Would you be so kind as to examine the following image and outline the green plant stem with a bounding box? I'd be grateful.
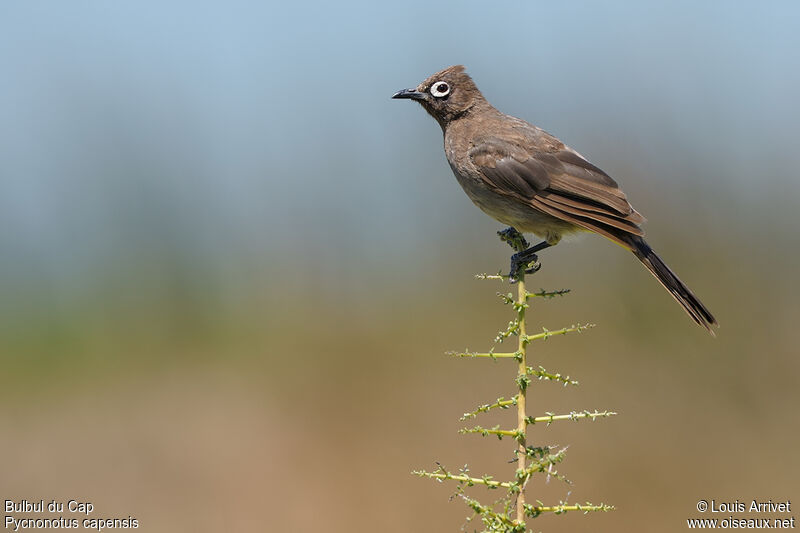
[460,398,517,420]
[418,268,615,529]
[414,471,512,489]
[526,502,616,517]
[524,323,594,341]
[450,351,520,359]
[527,410,617,425]
[460,426,520,438]
[515,274,528,525]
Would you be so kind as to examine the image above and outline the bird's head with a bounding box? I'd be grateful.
[392,65,485,127]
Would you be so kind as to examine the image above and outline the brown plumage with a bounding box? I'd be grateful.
[393,65,717,333]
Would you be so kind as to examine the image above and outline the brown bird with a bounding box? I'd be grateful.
[393,65,717,333]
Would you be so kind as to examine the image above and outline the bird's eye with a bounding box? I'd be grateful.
[430,81,450,98]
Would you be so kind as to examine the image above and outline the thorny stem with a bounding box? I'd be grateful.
[413,470,512,489]
[459,409,618,435]
[417,247,616,530]
[450,351,520,359]
[525,502,615,517]
[515,273,528,525]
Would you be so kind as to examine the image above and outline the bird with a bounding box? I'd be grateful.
[392,65,717,333]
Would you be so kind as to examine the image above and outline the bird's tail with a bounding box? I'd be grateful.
[626,235,718,334]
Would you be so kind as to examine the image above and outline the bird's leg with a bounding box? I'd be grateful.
[497,227,529,253]
[508,241,552,283]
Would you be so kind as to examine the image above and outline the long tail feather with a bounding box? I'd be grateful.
[627,236,718,334]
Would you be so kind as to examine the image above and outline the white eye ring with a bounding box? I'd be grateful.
[430,81,450,98]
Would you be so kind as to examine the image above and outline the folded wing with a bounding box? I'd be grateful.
[469,136,645,247]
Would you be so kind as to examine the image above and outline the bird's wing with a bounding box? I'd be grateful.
[469,136,645,244]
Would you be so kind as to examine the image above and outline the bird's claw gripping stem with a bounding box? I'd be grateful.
[508,251,541,283]
[498,227,549,283]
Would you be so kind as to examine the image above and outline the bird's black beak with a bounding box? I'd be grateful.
[392,88,426,101]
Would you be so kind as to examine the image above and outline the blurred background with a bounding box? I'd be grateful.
[1,1,798,531]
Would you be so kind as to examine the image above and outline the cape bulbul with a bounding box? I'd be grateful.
[393,65,717,333]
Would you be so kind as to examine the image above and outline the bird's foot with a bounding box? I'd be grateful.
[508,250,541,284]
[498,229,551,283]
[497,227,529,253]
